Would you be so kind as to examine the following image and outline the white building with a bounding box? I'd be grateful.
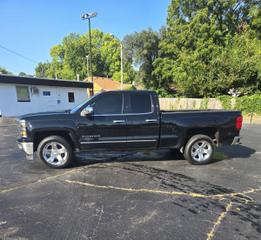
[0,75,93,117]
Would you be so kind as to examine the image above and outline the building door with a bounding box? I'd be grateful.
[41,87,59,112]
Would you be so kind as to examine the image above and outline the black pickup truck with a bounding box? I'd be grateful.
[17,90,242,168]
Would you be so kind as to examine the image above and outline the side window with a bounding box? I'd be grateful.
[93,93,122,115]
[68,92,75,103]
[126,92,152,114]
[16,86,30,102]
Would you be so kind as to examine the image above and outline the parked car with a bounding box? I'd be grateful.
[17,90,242,168]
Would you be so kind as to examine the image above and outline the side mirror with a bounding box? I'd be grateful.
[80,106,94,117]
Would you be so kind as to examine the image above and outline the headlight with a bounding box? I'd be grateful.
[19,120,28,138]
[20,120,26,128]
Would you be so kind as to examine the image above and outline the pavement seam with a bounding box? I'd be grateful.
[0,168,83,194]
[64,179,210,198]
[0,163,125,195]
[1,163,260,240]
[64,179,261,201]
[64,179,261,240]
[206,201,233,240]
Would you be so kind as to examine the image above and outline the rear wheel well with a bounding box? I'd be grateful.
[33,131,75,152]
[185,128,218,146]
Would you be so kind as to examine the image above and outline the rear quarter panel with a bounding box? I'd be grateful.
[160,110,241,149]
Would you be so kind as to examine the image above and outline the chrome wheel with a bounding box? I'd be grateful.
[42,142,68,166]
[191,140,213,162]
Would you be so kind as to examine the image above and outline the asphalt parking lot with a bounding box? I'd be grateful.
[0,119,260,240]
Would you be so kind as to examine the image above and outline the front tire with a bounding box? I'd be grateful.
[37,135,73,169]
[184,134,214,165]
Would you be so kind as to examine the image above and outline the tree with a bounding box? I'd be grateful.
[18,72,33,77]
[0,66,11,74]
[213,28,261,95]
[35,62,52,78]
[153,0,261,97]
[35,30,135,82]
[123,29,159,89]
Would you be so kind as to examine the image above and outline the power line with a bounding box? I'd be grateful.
[0,43,38,64]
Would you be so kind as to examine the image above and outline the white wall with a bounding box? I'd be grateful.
[0,83,88,117]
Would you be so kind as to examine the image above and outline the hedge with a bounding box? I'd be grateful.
[218,94,261,114]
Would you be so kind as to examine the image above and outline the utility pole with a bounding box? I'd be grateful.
[86,55,89,79]
[88,18,93,84]
[120,42,124,90]
[81,12,97,95]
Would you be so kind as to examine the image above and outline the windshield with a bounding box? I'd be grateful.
[70,94,97,114]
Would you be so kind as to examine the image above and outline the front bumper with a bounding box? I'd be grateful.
[232,136,241,145]
[17,141,34,160]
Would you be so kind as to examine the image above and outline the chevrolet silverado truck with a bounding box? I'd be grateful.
[17,90,242,169]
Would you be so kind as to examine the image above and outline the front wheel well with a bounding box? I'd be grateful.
[33,131,75,152]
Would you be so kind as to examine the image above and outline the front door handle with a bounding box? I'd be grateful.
[113,120,126,124]
[145,119,158,123]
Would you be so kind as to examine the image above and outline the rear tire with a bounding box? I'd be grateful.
[37,135,73,169]
[184,134,214,165]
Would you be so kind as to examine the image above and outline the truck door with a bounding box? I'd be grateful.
[124,92,160,149]
[78,92,127,150]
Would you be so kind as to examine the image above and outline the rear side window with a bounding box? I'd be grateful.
[93,93,122,115]
[126,92,152,114]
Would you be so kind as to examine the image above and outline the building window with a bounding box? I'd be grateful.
[68,92,75,103]
[43,91,51,96]
[16,86,30,102]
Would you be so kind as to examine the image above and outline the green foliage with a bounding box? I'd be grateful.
[153,0,261,97]
[35,0,261,97]
[0,66,11,74]
[35,30,135,82]
[18,72,33,77]
[124,85,137,91]
[235,94,261,114]
[18,72,27,77]
[218,96,233,110]
[123,29,159,88]
[218,94,261,114]
[200,98,209,110]
[155,88,174,98]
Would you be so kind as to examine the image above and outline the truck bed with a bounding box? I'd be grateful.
[159,109,241,148]
[161,109,239,113]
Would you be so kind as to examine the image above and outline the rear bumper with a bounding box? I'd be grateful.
[17,141,34,160]
[232,136,241,145]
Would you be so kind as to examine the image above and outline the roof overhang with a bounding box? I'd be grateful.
[0,74,93,89]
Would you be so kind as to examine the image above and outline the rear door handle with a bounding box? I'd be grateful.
[113,120,126,124]
[145,119,158,123]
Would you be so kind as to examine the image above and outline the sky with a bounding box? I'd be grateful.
[0,0,170,75]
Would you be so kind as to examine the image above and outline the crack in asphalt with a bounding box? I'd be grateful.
[64,179,261,201]
[64,179,211,198]
[0,162,260,240]
[206,201,233,240]
[64,178,261,240]
[0,168,83,194]
[0,162,127,195]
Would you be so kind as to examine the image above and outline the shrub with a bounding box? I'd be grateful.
[218,94,261,114]
[200,98,209,110]
[218,96,233,110]
[235,94,261,114]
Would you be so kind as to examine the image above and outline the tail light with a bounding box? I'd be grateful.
[236,116,243,130]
